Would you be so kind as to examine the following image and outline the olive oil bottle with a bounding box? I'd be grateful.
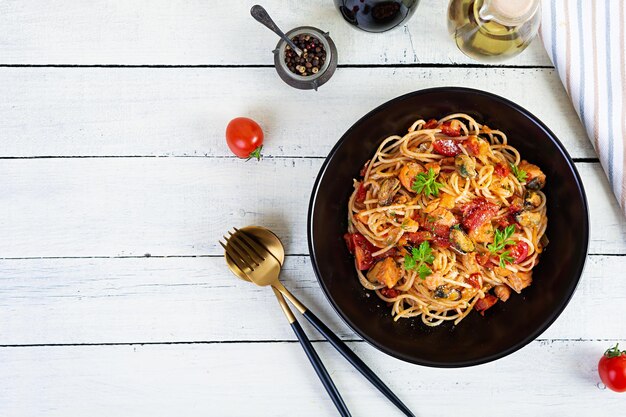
[448,0,541,62]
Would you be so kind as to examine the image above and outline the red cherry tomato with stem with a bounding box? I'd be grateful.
[598,344,626,392]
[225,117,264,160]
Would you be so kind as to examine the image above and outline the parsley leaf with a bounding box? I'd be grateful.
[417,263,433,279]
[487,225,516,267]
[404,253,416,270]
[509,163,527,183]
[412,168,443,197]
[404,241,435,279]
[499,251,514,268]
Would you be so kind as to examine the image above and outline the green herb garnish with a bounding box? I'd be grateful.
[412,168,443,197]
[510,163,527,183]
[404,241,435,279]
[487,225,516,267]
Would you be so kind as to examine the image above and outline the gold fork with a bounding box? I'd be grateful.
[220,226,415,417]
[221,227,351,417]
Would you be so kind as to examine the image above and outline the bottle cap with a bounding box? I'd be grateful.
[482,0,540,26]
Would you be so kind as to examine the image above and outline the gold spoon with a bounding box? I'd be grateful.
[220,226,415,417]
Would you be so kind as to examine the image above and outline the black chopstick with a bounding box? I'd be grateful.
[302,309,415,417]
[289,318,352,417]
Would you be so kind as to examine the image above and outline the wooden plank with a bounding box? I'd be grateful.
[0,255,624,345]
[0,340,621,417]
[0,0,552,66]
[0,159,621,258]
[0,67,593,158]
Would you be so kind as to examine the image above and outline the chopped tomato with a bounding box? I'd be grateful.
[355,182,367,203]
[465,273,482,289]
[494,216,513,229]
[494,163,511,178]
[462,136,489,156]
[344,233,379,270]
[420,220,451,249]
[474,294,498,315]
[432,139,462,156]
[499,204,523,228]
[354,242,374,270]
[433,236,451,248]
[423,119,438,129]
[405,231,433,244]
[463,137,480,155]
[508,204,522,215]
[440,120,462,137]
[432,224,451,237]
[475,253,491,267]
[343,233,355,254]
[379,287,400,298]
[507,241,529,263]
[359,160,370,177]
[461,198,499,231]
[374,248,398,261]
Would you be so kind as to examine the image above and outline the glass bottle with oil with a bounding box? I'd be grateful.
[448,0,541,62]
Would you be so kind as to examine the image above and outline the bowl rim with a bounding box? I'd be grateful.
[307,86,590,367]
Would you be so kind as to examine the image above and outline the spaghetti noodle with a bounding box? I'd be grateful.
[344,113,548,327]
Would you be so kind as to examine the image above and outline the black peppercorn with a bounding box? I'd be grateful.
[284,33,326,77]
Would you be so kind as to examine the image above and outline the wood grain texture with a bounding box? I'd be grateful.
[0,0,552,66]
[0,67,594,158]
[0,0,621,414]
[0,158,621,258]
[0,255,624,345]
[0,340,622,417]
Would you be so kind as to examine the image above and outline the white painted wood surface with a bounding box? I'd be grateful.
[0,1,624,416]
[0,159,622,257]
[0,255,625,345]
[0,1,551,66]
[0,341,622,417]
[0,67,594,158]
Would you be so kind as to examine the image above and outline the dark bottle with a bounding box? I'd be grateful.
[334,0,420,33]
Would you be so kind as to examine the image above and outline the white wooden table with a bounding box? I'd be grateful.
[0,1,624,415]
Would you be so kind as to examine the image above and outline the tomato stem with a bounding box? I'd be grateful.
[247,145,263,161]
[604,343,626,358]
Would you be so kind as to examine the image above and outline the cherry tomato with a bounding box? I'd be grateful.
[225,117,264,159]
[507,241,529,263]
[598,344,626,392]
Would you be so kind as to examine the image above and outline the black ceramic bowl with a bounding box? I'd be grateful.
[308,87,589,367]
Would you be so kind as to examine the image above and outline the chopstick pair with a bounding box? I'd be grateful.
[270,285,415,417]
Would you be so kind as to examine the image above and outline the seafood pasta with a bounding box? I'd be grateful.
[344,114,548,327]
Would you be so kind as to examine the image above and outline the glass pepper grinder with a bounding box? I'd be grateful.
[448,0,541,62]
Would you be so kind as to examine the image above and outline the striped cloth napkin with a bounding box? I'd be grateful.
[540,0,626,213]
